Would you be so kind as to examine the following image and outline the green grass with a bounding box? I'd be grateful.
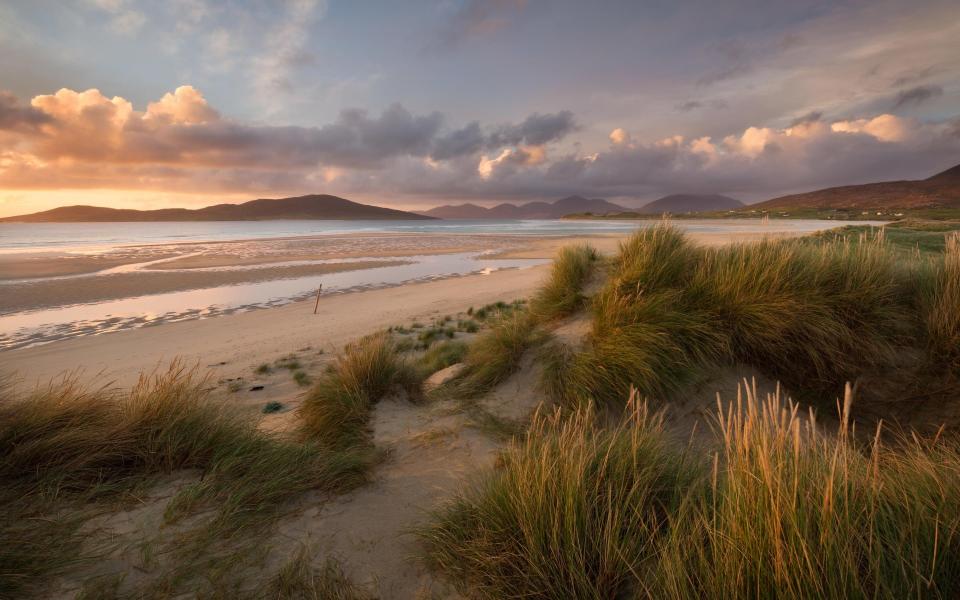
[299,332,419,449]
[923,233,960,375]
[419,399,697,599]
[528,243,599,321]
[440,312,542,398]
[276,356,302,371]
[292,370,311,387]
[546,224,953,415]
[257,547,372,600]
[810,221,960,255]
[0,366,375,596]
[421,388,960,599]
[255,363,272,375]
[416,339,469,378]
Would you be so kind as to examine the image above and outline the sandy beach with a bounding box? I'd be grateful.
[1,227,806,389]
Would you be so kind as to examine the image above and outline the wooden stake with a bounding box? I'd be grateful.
[313,284,323,314]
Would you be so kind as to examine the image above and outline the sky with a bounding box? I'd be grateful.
[0,0,958,216]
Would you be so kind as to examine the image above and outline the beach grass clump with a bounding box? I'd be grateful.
[255,363,272,375]
[417,339,469,378]
[656,386,960,599]
[292,370,311,387]
[442,311,541,398]
[257,547,372,600]
[0,367,375,596]
[299,332,419,448]
[550,223,941,412]
[923,232,960,375]
[275,355,302,371]
[457,318,479,333]
[419,398,697,599]
[528,243,599,321]
[421,386,960,599]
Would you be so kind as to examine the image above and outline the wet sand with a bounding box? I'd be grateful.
[0,260,408,314]
[0,233,533,281]
[0,228,811,389]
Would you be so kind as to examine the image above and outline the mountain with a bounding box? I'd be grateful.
[421,195,628,219]
[0,194,435,222]
[638,194,744,214]
[752,163,960,210]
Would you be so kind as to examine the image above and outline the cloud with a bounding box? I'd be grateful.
[347,112,960,204]
[0,92,50,131]
[892,84,944,109]
[487,111,576,147]
[675,99,728,112]
[430,0,526,51]
[428,111,575,160]
[86,0,146,36]
[0,86,577,196]
[2,85,958,208]
[789,110,823,127]
[252,0,326,103]
[430,122,485,160]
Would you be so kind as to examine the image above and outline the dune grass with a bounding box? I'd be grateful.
[258,547,372,600]
[923,233,960,376]
[546,224,952,414]
[421,387,960,599]
[528,243,599,321]
[416,339,469,378]
[0,366,375,596]
[419,398,695,599]
[440,311,542,398]
[299,332,420,448]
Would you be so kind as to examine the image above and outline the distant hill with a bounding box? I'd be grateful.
[421,195,628,219]
[753,163,960,210]
[0,194,435,222]
[638,194,744,214]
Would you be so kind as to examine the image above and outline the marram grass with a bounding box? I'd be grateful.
[0,365,375,596]
[421,385,960,599]
[528,243,599,321]
[299,331,420,448]
[547,223,955,414]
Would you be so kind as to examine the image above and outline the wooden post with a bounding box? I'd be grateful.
[313,284,323,314]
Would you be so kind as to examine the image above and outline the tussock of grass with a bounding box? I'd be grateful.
[292,370,311,387]
[924,233,960,375]
[551,223,951,413]
[0,366,375,596]
[259,547,372,600]
[417,339,468,378]
[419,399,696,598]
[442,312,541,398]
[658,386,960,599]
[299,332,419,448]
[529,243,599,321]
[422,387,960,599]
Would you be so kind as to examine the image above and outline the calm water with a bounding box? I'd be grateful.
[0,218,882,253]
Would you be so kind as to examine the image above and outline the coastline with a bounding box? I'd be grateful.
[0,227,816,389]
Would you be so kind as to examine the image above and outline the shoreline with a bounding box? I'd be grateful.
[2,227,817,389]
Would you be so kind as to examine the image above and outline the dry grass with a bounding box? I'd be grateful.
[439,312,542,399]
[258,547,372,600]
[924,232,960,375]
[0,365,375,596]
[421,386,960,599]
[419,399,695,599]
[546,223,953,416]
[529,243,599,321]
[299,332,419,448]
